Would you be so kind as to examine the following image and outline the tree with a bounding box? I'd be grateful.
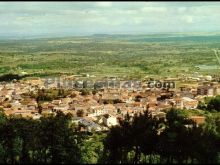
[207,95,220,111]
[193,116,220,164]
[103,113,132,164]
[136,112,162,164]
[36,111,82,164]
[157,108,196,163]
[77,110,84,117]
[0,110,83,164]
[92,90,98,95]
[103,111,161,164]
[197,101,206,110]
[1,116,18,164]
[0,109,7,163]
[80,89,90,96]
[80,133,106,164]
[12,117,39,164]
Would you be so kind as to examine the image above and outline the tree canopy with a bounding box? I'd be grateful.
[0,108,220,164]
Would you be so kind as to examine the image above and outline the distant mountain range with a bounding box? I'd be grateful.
[1,32,220,41]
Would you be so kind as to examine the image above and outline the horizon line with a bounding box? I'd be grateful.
[1,31,220,41]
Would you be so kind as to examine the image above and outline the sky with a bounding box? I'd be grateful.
[0,1,220,38]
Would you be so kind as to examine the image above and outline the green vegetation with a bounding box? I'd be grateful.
[0,110,82,164]
[79,89,91,96]
[0,73,25,82]
[102,109,220,164]
[0,33,220,79]
[1,108,220,164]
[207,95,220,112]
[30,88,72,102]
[196,95,220,112]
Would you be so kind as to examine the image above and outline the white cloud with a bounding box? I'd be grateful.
[178,7,187,12]
[0,2,220,36]
[182,15,194,23]
[141,6,168,13]
[133,17,145,25]
[95,2,112,7]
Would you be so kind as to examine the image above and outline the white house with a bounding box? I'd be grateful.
[182,97,198,109]
[88,105,108,117]
[103,114,118,127]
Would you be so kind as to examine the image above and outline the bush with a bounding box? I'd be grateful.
[207,95,220,112]
[80,89,90,96]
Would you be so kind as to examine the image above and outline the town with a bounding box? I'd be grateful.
[1,72,217,132]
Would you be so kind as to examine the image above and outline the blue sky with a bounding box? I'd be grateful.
[0,2,220,38]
